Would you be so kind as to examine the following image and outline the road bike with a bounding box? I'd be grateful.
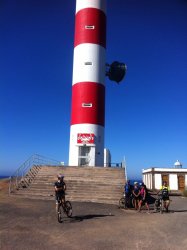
[57,197,72,223]
[154,194,164,214]
[119,193,134,209]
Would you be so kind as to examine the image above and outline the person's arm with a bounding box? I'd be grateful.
[143,190,146,200]
[54,183,58,192]
[157,186,162,195]
[55,184,64,192]
[137,190,140,197]
[55,185,61,192]
[64,183,66,191]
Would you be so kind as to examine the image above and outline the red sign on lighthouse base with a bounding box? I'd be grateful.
[77,133,95,144]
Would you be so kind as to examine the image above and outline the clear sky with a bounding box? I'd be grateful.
[1,0,187,178]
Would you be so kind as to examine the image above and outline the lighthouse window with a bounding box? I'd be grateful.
[84,62,92,65]
[82,103,92,107]
[85,25,95,29]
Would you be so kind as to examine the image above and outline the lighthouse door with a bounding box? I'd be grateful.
[78,146,91,166]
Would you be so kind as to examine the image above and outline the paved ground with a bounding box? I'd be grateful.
[0,179,187,250]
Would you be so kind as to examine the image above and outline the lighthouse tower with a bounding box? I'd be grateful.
[69,0,106,166]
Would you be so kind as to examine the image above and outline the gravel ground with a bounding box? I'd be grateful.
[0,180,187,250]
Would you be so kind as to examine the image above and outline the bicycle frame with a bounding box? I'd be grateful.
[154,195,164,214]
[57,198,72,223]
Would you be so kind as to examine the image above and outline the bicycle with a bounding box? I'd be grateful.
[57,197,73,223]
[119,193,134,209]
[154,194,164,214]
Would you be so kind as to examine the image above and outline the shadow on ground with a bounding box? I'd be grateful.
[69,214,114,223]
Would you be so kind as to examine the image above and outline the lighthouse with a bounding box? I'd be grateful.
[69,0,106,167]
[69,0,126,167]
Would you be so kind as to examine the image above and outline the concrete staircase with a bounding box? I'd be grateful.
[12,166,125,205]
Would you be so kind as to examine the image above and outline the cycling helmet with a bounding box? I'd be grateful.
[57,174,64,179]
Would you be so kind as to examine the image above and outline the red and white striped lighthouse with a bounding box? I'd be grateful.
[69,0,106,166]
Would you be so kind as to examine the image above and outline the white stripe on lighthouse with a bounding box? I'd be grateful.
[72,43,106,86]
[76,0,106,14]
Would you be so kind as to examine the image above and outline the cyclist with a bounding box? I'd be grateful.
[124,180,131,207]
[54,174,66,212]
[138,184,150,213]
[157,181,170,212]
[132,182,140,210]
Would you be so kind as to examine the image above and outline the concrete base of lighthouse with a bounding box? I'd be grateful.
[69,124,104,167]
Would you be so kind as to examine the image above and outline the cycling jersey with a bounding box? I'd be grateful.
[54,181,66,197]
[140,188,145,197]
[124,184,131,194]
[160,185,170,199]
[133,186,140,200]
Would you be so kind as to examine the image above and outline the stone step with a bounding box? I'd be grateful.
[12,165,125,205]
[36,173,125,177]
[25,184,123,189]
[15,187,123,195]
[27,185,123,190]
[11,193,120,205]
[12,191,122,200]
[15,191,122,198]
[30,180,124,185]
[37,171,124,176]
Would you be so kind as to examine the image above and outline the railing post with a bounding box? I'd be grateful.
[9,176,12,195]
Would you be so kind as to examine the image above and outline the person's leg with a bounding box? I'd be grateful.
[56,196,59,213]
[126,194,130,207]
[61,194,66,208]
[137,199,140,210]
[165,199,170,212]
[138,200,142,211]
[135,199,139,210]
[134,198,137,209]
[145,202,150,213]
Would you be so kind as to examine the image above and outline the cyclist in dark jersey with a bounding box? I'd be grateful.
[54,174,66,212]
[124,180,132,207]
[132,182,140,210]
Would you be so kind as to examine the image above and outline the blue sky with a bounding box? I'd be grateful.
[0,0,187,178]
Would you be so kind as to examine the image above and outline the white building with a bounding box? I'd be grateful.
[142,162,187,192]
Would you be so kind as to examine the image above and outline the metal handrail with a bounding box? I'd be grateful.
[104,162,123,168]
[9,154,61,194]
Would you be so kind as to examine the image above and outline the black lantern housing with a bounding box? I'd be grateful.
[106,61,127,83]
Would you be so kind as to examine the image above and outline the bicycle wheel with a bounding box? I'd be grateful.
[160,199,164,214]
[57,204,63,223]
[119,197,126,208]
[64,201,72,217]
[154,200,159,212]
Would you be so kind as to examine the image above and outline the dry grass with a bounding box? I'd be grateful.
[0,178,9,193]
[182,188,187,197]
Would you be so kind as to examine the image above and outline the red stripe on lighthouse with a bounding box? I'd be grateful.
[71,82,105,126]
[74,8,106,48]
